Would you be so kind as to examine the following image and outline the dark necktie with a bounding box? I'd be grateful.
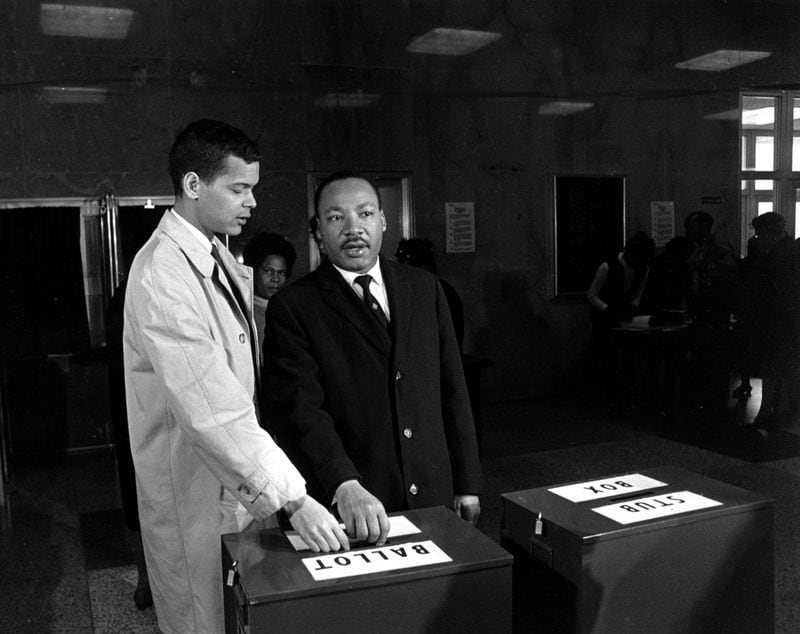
[354,274,389,330]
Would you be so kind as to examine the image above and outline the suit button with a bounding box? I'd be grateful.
[409,484,418,495]
[403,428,413,439]
[395,370,402,381]
[239,333,246,343]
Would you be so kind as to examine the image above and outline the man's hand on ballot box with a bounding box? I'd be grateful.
[283,495,350,553]
[335,480,391,547]
[454,494,481,526]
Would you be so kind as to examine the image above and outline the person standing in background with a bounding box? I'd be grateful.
[682,211,740,439]
[395,237,465,353]
[739,212,800,428]
[242,231,297,360]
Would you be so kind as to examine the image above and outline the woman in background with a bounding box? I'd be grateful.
[242,231,296,355]
[586,232,655,412]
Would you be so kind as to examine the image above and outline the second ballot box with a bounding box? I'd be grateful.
[222,505,513,633]
[501,466,774,633]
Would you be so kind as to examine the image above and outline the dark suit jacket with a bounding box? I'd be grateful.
[263,257,483,512]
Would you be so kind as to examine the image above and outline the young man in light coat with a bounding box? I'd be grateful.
[123,119,348,633]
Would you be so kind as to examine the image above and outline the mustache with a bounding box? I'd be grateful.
[342,238,369,249]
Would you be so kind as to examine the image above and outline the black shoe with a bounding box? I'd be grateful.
[133,587,153,610]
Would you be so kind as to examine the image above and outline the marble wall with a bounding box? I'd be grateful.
[1,0,797,402]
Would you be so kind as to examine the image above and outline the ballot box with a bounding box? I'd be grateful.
[501,466,774,633]
[222,505,513,633]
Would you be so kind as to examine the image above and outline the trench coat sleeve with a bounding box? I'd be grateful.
[131,251,306,519]
[431,277,484,496]
[262,292,362,499]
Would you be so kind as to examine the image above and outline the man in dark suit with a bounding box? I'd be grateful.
[263,171,482,546]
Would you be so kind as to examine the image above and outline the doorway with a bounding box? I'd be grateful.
[0,196,171,472]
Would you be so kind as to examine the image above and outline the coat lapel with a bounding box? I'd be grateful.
[381,259,412,365]
[317,260,392,357]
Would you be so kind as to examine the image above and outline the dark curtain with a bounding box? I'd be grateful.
[0,207,90,359]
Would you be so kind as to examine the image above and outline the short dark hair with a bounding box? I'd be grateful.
[751,211,786,237]
[242,232,297,277]
[313,171,382,216]
[624,231,655,261]
[168,119,260,197]
[686,211,713,228]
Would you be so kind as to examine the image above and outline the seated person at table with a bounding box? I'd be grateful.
[587,231,655,330]
[586,232,655,412]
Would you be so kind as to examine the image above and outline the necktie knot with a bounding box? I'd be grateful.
[354,274,388,330]
[354,274,373,293]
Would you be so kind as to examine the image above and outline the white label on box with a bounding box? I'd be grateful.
[548,473,668,503]
[286,515,421,551]
[302,540,452,581]
[592,490,722,524]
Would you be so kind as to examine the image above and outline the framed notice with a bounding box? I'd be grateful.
[445,202,475,253]
[553,175,626,296]
[650,201,675,247]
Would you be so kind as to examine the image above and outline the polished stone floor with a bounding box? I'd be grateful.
[1,380,798,633]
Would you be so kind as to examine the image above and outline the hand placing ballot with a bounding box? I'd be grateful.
[283,496,350,553]
[334,480,390,546]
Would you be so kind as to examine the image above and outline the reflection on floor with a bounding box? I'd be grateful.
[2,381,799,633]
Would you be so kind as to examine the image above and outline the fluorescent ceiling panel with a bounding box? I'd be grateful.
[406,28,501,56]
[41,86,108,104]
[539,101,594,116]
[314,92,381,108]
[675,49,771,72]
[40,3,134,39]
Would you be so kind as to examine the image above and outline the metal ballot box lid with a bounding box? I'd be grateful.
[501,466,775,633]
[501,465,773,583]
[222,505,513,634]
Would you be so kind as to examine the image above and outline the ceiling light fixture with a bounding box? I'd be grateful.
[539,101,594,116]
[675,49,771,72]
[406,28,501,56]
[314,91,381,109]
[40,3,134,39]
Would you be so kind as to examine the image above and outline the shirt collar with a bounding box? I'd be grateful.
[170,208,213,253]
[332,258,384,290]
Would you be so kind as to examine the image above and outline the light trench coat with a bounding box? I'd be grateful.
[123,210,306,634]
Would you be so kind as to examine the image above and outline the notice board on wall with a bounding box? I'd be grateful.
[553,175,626,296]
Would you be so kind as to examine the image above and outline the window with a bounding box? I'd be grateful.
[740,91,800,253]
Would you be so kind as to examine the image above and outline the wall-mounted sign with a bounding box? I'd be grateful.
[445,202,475,253]
[701,196,723,205]
[650,201,675,247]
